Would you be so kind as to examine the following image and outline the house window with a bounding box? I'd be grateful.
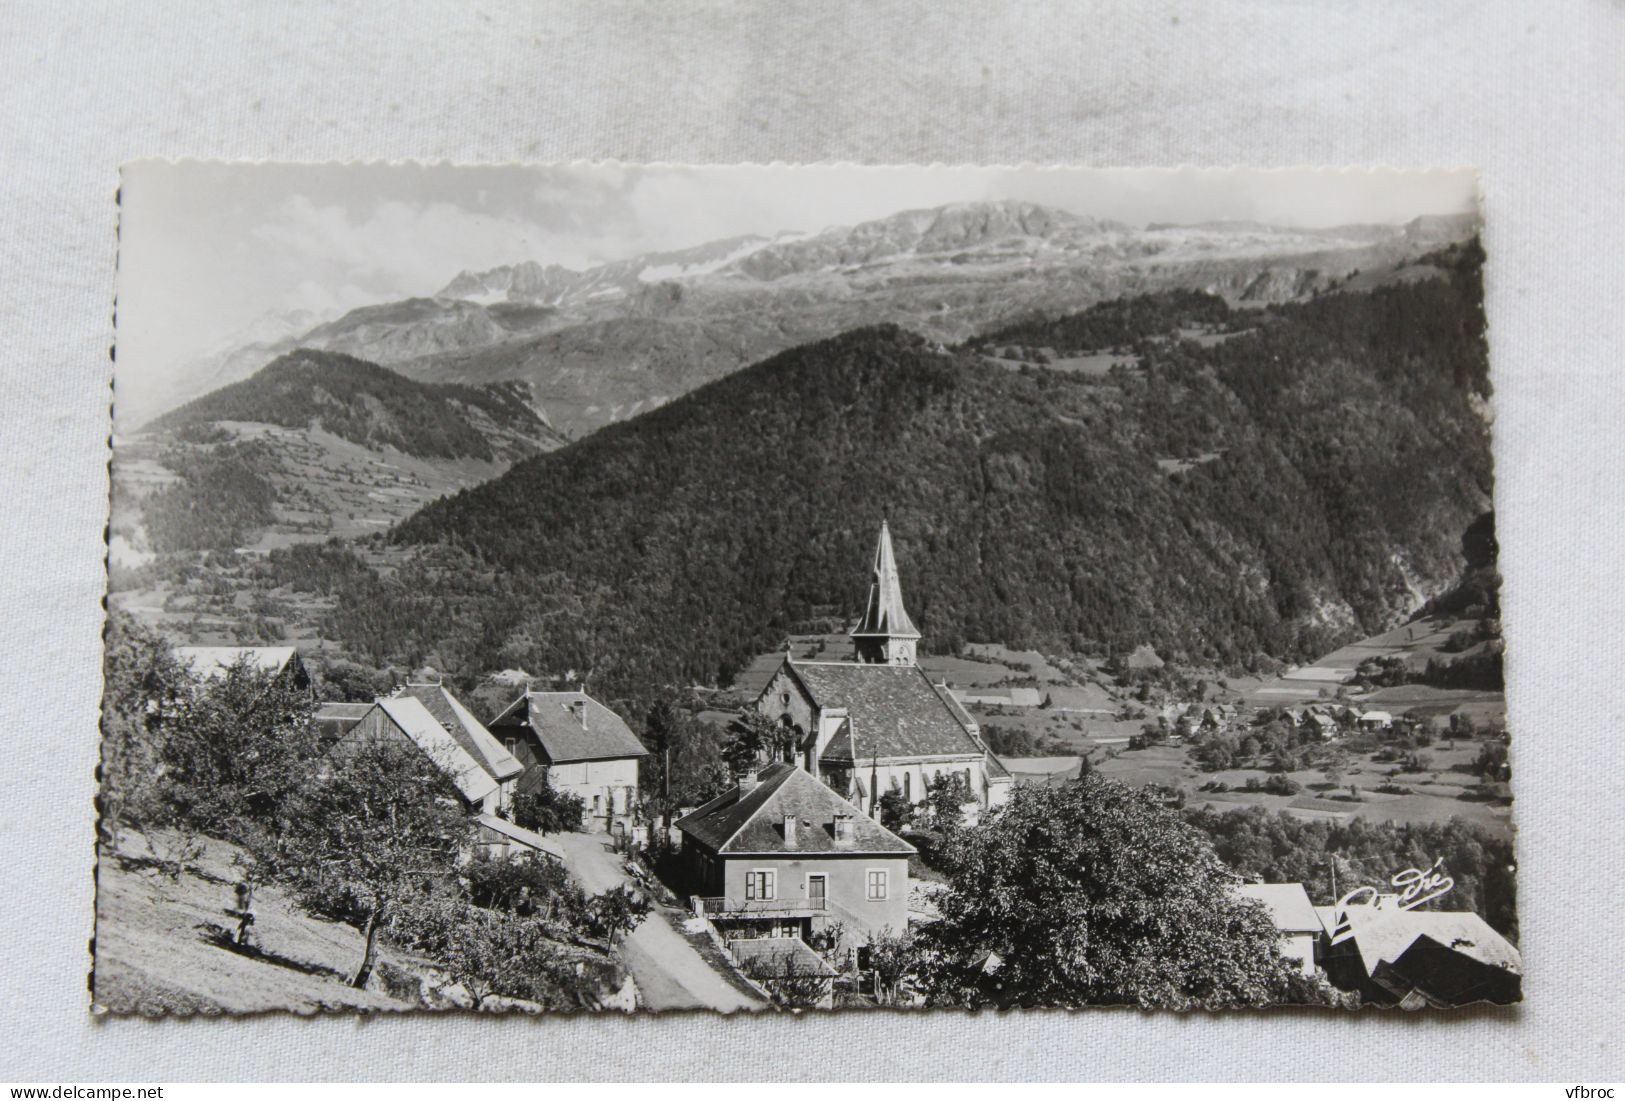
[866,869,888,901]
[746,869,776,901]
[903,773,911,801]
[504,737,518,756]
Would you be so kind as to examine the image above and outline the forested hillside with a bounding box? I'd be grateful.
[257,245,1491,705]
[149,349,565,463]
[112,351,570,561]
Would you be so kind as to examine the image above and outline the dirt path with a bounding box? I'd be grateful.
[552,832,764,1014]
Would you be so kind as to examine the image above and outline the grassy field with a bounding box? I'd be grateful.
[93,831,420,1015]
[1096,737,1513,839]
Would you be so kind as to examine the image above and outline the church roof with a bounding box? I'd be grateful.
[849,521,921,641]
[786,659,984,761]
[677,763,915,856]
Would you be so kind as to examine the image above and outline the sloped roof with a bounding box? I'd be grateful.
[314,701,372,741]
[176,646,300,680]
[398,683,522,781]
[498,690,648,763]
[474,813,565,860]
[821,718,854,761]
[1320,905,1522,976]
[850,522,921,641]
[730,936,836,977]
[1235,882,1321,934]
[374,696,498,806]
[787,660,983,761]
[677,763,915,856]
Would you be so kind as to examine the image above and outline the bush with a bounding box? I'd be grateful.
[511,780,585,835]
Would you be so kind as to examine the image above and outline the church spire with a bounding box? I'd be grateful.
[850,521,921,665]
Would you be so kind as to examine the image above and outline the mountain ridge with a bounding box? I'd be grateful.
[259,256,1491,702]
[142,201,1481,438]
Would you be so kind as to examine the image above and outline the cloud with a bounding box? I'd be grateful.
[250,195,553,299]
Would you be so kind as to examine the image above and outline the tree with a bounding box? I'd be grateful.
[866,927,915,1006]
[740,951,832,1009]
[722,710,792,779]
[911,775,1299,1010]
[642,696,730,819]
[156,654,323,847]
[875,789,915,832]
[584,885,651,945]
[510,775,586,835]
[260,732,473,988]
[98,614,195,847]
[392,893,602,1010]
[924,771,974,832]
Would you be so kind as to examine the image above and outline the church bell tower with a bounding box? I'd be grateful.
[850,521,921,666]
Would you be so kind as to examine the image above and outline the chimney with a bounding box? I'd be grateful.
[832,814,854,844]
[783,814,798,847]
[569,699,586,727]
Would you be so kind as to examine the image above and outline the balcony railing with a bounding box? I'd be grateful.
[696,896,828,917]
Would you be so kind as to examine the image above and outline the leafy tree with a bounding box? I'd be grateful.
[98,614,195,846]
[740,952,832,1009]
[875,789,915,832]
[460,851,589,927]
[154,654,323,846]
[1474,741,1511,782]
[866,927,915,1006]
[392,894,605,1010]
[912,775,1298,1009]
[510,776,586,835]
[722,710,793,779]
[584,885,651,945]
[642,696,730,818]
[924,771,974,831]
[258,732,473,987]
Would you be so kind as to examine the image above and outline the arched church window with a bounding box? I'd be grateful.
[904,772,911,801]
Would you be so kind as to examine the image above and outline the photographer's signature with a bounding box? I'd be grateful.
[1327,858,1454,945]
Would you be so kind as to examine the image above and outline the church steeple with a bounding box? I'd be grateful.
[850,521,921,666]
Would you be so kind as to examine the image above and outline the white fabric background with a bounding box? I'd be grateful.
[3,0,1622,1082]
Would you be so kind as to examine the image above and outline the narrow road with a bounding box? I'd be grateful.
[552,831,764,1014]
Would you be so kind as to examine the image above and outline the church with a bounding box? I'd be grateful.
[752,522,1012,820]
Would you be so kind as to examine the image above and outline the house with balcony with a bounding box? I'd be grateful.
[488,688,648,834]
[676,762,915,949]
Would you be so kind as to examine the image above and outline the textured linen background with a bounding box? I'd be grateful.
[3,0,1621,1082]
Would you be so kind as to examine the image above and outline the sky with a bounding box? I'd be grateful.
[116,162,1479,415]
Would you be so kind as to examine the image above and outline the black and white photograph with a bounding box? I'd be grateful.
[96,161,1517,1017]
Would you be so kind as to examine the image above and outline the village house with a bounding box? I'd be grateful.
[753,522,1013,819]
[1315,897,1522,1007]
[324,686,565,863]
[488,688,647,834]
[1234,882,1322,976]
[329,690,520,817]
[175,645,312,693]
[676,762,915,950]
